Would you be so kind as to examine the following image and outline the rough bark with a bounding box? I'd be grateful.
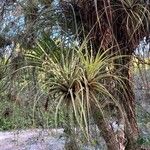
[114,54,140,150]
[91,101,120,150]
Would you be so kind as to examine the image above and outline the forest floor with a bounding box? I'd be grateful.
[0,129,65,150]
[0,125,150,150]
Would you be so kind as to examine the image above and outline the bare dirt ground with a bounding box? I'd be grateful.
[0,129,65,150]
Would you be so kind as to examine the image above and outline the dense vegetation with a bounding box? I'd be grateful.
[0,0,150,150]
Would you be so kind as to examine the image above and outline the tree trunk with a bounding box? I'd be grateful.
[91,101,120,150]
[64,106,79,150]
[115,54,140,150]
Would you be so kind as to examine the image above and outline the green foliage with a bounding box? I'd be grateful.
[137,136,150,147]
[136,104,150,124]
[0,96,63,131]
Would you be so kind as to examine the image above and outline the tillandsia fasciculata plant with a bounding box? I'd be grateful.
[26,36,130,149]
